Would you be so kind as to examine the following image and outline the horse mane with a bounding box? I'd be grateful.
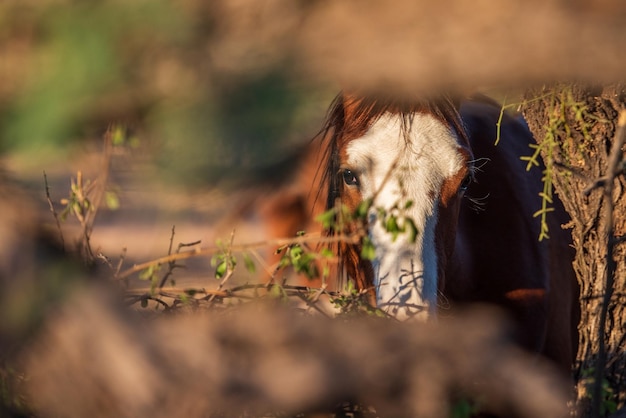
[313,91,468,293]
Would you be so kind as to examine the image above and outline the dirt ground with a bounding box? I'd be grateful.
[2,143,276,293]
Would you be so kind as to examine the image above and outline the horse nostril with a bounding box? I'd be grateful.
[342,169,360,187]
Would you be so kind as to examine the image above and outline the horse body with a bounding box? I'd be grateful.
[262,92,578,373]
[448,99,579,370]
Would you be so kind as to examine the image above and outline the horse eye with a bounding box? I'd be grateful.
[460,174,472,192]
[342,169,360,187]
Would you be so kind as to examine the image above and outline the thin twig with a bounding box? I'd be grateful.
[125,283,344,313]
[123,293,172,309]
[168,225,175,255]
[158,225,203,289]
[87,129,113,228]
[248,247,274,280]
[300,283,332,317]
[158,226,178,288]
[207,230,237,303]
[552,160,592,183]
[96,252,114,269]
[84,128,115,262]
[125,287,224,298]
[43,171,65,250]
[114,248,127,279]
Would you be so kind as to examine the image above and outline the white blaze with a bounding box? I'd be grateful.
[345,114,464,321]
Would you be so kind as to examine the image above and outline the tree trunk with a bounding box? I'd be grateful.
[522,84,626,417]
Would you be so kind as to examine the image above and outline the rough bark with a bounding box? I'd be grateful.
[522,84,626,417]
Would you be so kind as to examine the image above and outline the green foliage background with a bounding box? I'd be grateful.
[0,0,332,186]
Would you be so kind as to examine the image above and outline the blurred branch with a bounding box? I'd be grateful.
[22,293,572,418]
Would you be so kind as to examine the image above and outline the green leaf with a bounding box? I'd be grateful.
[59,207,70,221]
[149,275,159,295]
[604,400,617,415]
[268,284,287,300]
[533,207,555,218]
[320,247,334,258]
[450,398,479,418]
[215,260,227,279]
[405,217,419,243]
[344,279,355,294]
[322,265,330,278]
[139,264,159,280]
[278,253,291,269]
[111,125,126,146]
[385,215,401,241]
[289,245,303,263]
[315,208,337,229]
[354,198,372,219]
[293,253,319,279]
[243,253,256,273]
[104,191,120,210]
[361,237,376,260]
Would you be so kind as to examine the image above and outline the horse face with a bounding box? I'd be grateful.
[339,113,471,321]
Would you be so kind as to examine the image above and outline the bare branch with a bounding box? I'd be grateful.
[43,171,65,250]
[115,232,362,282]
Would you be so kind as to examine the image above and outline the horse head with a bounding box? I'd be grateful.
[321,92,473,320]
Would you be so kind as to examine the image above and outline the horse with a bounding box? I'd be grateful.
[260,92,579,374]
